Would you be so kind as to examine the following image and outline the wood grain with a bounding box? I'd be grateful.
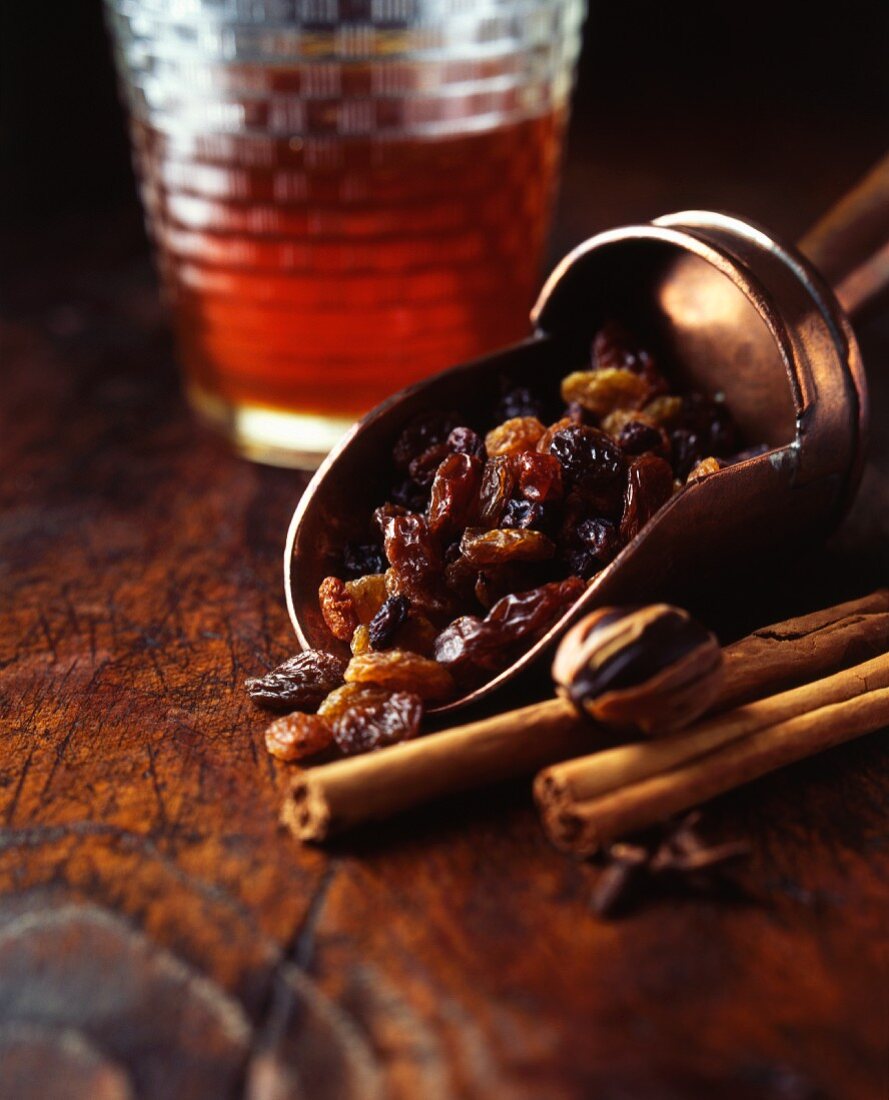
[1,169,888,1097]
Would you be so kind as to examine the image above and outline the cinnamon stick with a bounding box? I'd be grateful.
[535,652,889,811]
[539,681,889,856]
[284,696,586,842]
[717,589,889,709]
[283,591,889,842]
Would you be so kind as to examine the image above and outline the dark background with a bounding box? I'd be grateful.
[1,1,886,232]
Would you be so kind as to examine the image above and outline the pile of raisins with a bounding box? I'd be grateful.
[247,323,742,762]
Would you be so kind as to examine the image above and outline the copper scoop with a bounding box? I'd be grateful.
[284,154,889,715]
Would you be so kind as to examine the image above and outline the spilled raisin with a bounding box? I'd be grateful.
[246,650,347,713]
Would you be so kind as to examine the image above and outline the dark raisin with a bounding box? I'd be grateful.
[245,650,347,713]
[620,454,675,542]
[392,412,460,470]
[676,394,737,458]
[389,479,429,512]
[409,442,451,487]
[616,420,670,459]
[368,595,411,650]
[427,452,482,535]
[565,518,622,578]
[342,541,387,578]
[446,426,485,458]
[500,498,551,531]
[434,578,585,676]
[331,690,423,755]
[495,384,545,422]
[592,322,668,396]
[433,616,500,676]
[550,426,626,516]
[669,428,702,481]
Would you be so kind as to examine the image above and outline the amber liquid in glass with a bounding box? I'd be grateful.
[134,103,565,447]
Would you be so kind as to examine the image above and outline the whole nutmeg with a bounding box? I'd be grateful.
[551,604,723,736]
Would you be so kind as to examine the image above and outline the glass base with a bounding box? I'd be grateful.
[188,385,356,470]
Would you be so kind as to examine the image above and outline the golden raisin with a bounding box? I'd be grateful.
[350,624,372,655]
[318,682,392,719]
[264,711,333,762]
[484,417,546,456]
[344,573,389,624]
[459,527,555,567]
[642,395,683,427]
[560,368,649,417]
[344,649,456,701]
[687,456,723,482]
[318,576,358,641]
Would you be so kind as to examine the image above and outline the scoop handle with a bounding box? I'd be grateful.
[798,151,889,323]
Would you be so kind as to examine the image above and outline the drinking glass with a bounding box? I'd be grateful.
[105,0,585,467]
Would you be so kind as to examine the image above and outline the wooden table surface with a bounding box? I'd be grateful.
[1,121,888,1099]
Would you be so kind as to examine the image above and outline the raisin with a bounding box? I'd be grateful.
[560,368,650,418]
[434,578,585,675]
[670,395,736,477]
[669,429,703,481]
[344,573,389,624]
[495,384,545,422]
[389,478,429,512]
[368,594,411,649]
[620,454,675,542]
[245,650,347,713]
[536,417,575,454]
[516,451,563,503]
[485,577,586,640]
[409,442,451,487]
[687,456,723,481]
[318,577,359,641]
[550,426,626,516]
[381,512,450,613]
[578,517,621,560]
[477,455,517,527]
[592,322,668,395]
[474,563,539,609]
[446,426,485,458]
[460,527,555,566]
[393,412,460,470]
[350,625,372,655]
[264,711,333,762]
[331,690,423,756]
[342,541,387,579]
[318,682,391,720]
[565,518,621,578]
[592,321,650,374]
[345,649,456,701]
[616,419,671,459]
[443,555,479,603]
[642,395,683,427]
[427,452,482,535]
[433,616,500,675]
[485,416,546,457]
[391,611,439,657]
[500,498,552,531]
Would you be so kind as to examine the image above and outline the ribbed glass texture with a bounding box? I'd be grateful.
[106,0,585,465]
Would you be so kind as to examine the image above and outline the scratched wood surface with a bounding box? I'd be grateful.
[2,134,888,1099]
